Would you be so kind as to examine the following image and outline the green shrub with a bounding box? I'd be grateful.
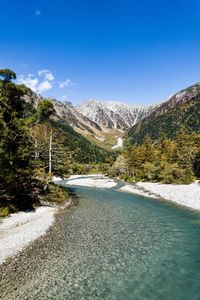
[0,206,10,217]
[159,164,195,184]
[44,183,69,204]
[177,168,196,184]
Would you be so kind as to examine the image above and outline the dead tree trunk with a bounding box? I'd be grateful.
[49,129,52,175]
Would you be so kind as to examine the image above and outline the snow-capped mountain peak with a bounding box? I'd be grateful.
[77,99,156,130]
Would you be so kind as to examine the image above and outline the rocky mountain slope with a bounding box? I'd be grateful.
[128,82,200,143]
[39,97,156,150]
[23,90,111,149]
[52,100,102,135]
[23,90,103,136]
[22,88,111,160]
[52,100,124,150]
[77,99,156,130]
[23,81,200,148]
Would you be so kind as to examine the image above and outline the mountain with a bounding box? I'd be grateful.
[52,99,103,134]
[77,99,156,130]
[23,91,120,149]
[128,82,200,143]
[22,88,111,162]
[23,91,102,135]
[51,98,156,150]
[23,90,108,145]
[24,91,158,150]
[51,120,111,164]
[52,100,124,150]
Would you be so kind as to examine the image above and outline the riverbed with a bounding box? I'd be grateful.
[0,180,200,299]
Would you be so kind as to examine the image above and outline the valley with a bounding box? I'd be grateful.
[32,82,200,151]
[0,70,200,300]
[50,98,156,150]
[21,80,200,153]
[1,2,200,300]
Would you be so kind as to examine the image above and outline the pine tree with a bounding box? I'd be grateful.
[0,70,35,209]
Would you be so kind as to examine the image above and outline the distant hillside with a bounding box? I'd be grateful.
[23,91,124,150]
[52,100,119,150]
[22,88,111,163]
[52,120,111,164]
[52,100,102,135]
[128,83,200,143]
[23,91,102,135]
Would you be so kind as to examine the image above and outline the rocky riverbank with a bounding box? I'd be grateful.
[0,190,77,265]
[65,174,200,211]
[0,206,57,265]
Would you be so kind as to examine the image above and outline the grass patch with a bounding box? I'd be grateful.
[44,183,69,205]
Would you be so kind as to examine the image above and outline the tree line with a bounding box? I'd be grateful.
[110,131,200,184]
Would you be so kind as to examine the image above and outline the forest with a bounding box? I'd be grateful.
[110,132,200,184]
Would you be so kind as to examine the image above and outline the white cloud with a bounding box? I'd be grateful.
[19,69,74,96]
[19,74,39,92]
[19,69,54,94]
[37,80,52,93]
[38,69,54,81]
[35,10,41,16]
[59,79,74,88]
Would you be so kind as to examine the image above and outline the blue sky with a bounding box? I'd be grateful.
[1,0,200,105]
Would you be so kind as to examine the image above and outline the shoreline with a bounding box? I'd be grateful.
[0,190,77,266]
[64,174,200,212]
[135,181,200,211]
[0,206,57,266]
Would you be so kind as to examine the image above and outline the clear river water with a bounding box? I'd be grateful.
[0,183,200,299]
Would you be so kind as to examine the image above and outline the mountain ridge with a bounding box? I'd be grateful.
[77,99,156,130]
[23,80,200,148]
[128,82,200,143]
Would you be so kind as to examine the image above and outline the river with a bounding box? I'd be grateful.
[0,182,200,299]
